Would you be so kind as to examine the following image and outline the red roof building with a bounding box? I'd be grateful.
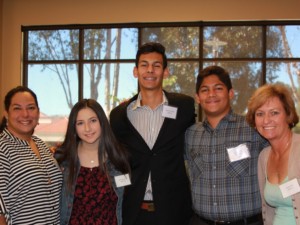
[34,112,68,145]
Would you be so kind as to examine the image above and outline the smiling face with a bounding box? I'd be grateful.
[4,91,40,141]
[133,52,169,92]
[196,74,234,119]
[75,107,101,146]
[254,96,290,142]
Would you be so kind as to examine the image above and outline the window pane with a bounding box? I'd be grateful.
[267,26,300,58]
[84,28,138,60]
[266,62,300,85]
[164,62,199,97]
[28,30,79,60]
[141,27,199,58]
[164,61,199,118]
[83,63,137,115]
[203,61,262,114]
[203,26,262,58]
[23,22,300,141]
[28,64,78,144]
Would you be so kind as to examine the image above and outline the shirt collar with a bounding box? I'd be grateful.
[131,91,168,110]
[2,128,30,146]
[203,109,236,128]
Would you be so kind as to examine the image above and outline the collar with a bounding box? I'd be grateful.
[2,128,30,146]
[203,109,236,128]
[131,91,168,110]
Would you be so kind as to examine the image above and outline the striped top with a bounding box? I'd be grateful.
[127,92,167,201]
[0,129,62,224]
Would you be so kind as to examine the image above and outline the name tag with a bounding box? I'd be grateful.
[162,105,178,119]
[114,174,131,187]
[227,143,250,163]
[279,178,300,198]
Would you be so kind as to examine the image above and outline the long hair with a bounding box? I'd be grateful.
[0,86,39,132]
[58,99,130,190]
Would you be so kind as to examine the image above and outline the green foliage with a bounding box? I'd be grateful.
[27,25,299,117]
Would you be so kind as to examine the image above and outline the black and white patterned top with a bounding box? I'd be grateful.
[0,128,62,225]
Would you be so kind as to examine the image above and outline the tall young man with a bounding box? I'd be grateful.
[110,42,195,225]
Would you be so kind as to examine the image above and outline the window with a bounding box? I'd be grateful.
[22,21,300,144]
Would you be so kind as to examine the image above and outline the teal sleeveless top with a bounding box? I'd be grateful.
[264,177,296,225]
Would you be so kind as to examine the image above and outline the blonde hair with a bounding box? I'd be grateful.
[246,83,299,128]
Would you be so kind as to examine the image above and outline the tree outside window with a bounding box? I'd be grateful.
[22,22,300,144]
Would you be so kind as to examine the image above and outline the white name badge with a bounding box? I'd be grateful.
[162,105,178,119]
[114,174,131,187]
[279,178,300,198]
[227,143,250,163]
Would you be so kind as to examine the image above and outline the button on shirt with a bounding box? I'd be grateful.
[127,92,167,201]
[185,110,268,222]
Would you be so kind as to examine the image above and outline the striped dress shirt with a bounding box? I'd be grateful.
[127,92,167,201]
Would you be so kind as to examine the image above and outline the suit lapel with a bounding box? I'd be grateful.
[123,96,152,152]
[124,91,177,152]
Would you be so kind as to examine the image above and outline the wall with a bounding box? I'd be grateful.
[1,0,300,115]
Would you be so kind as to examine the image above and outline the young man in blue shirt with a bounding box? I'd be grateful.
[186,65,268,225]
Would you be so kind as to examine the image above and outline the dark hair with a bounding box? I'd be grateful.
[0,86,39,132]
[246,83,299,129]
[57,99,130,190]
[196,65,232,93]
[135,42,168,69]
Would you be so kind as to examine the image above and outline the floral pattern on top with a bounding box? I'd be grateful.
[69,166,117,225]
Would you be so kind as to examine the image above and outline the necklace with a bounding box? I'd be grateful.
[272,131,292,154]
[77,143,98,168]
[29,140,52,184]
[37,155,52,184]
[281,139,290,155]
[269,133,292,179]
[281,132,292,154]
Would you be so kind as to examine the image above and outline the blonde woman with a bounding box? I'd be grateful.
[246,83,300,225]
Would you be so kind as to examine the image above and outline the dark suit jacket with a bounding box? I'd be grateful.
[110,91,195,225]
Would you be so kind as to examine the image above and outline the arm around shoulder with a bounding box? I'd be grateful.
[0,216,7,225]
